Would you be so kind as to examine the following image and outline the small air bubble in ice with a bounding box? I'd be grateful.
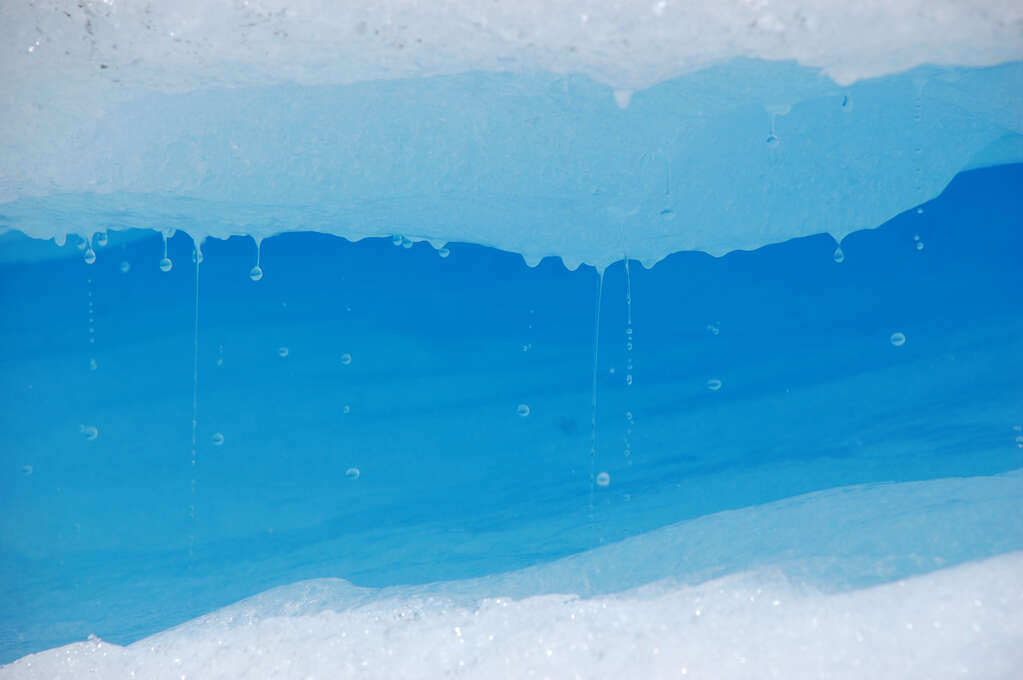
[278,347,289,358]
[249,265,263,281]
[211,432,224,446]
[83,248,96,265]
[833,247,845,263]
[159,257,173,272]
[707,379,723,391]
[890,332,907,347]
[80,425,99,441]
[346,467,360,480]
[438,247,450,258]
[596,472,610,487]
[340,353,352,365]
[516,404,531,417]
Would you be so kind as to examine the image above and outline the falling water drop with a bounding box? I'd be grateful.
[83,247,96,265]
[707,379,723,391]
[343,404,351,414]
[596,472,610,487]
[80,425,99,441]
[159,230,173,272]
[516,404,531,417]
[340,353,352,365]
[211,432,224,446]
[95,231,109,247]
[890,332,907,347]
[833,246,845,263]
[249,237,263,281]
[765,133,779,147]
[916,241,925,251]
[159,257,173,272]
[438,247,450,258]
[841,95,854,112]
[89,358,98,371]
[391,235,403,246]
[346,467,361,480]
[278,347,290,358]
[120,261,131,273]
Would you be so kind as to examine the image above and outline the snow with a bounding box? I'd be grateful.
[1,2,1022,267]
[4,471,1022,679]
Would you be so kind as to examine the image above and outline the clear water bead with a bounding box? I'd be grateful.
[278,347,289,358]
[211,432,224,446]
[890,332,907,347]
[120,261,131,273]
[249,265,263,281]
[596,472,610,487]
[438,247,450,258]
[707,379,723,391]
[391,235,403,246]
[159,257,173,272]
[516,404,531,417]
[83,248,96,265]
[346,467,361,480]
[340,353,352,365]
[80,425,99,441]
[833,247,845,263]
[916,241,925,251]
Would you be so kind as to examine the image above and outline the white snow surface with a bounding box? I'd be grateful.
[1,1,1022,266]
[3,471,1023,679]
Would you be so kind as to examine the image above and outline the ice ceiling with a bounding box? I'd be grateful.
[1,1,1022,268]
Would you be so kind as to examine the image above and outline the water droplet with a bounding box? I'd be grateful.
[95,232,109,247]
[401,237,414,249]
[626,374,633,386]
[706,323,720,336]
[340,352,352,365]
[766,134,779,147]
[89,358,98,371]
[521,344,531,352]
[916,207,924,215]
[249,265,263,281]
[211,432,224,446]
[707,379,723,391]
[613,89,633,109]
[833,247,845,263]
[83,248,96,265]
[660,208,676,221]
[596,472,610,487]
[916,241,925,251]
[119,261,131,273]
[841,95,853,112]
[438,247,450,258]
[516,404,531,417]
[21,465,33,476]
[626,328,633,336]
[159,257,173,272]
[391,235,403,246]
[890,332,907,347]
[278,347,290,358]
[346,467,361,480]
[343,404,351,414]
[80,425,99,441]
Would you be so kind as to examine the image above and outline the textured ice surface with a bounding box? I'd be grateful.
[2,2,1022,266]
[3,471,1022,679]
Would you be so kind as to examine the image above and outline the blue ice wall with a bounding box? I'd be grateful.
[1,162,1021,662]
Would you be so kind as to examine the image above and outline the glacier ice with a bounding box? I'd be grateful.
[1,2,1022,267]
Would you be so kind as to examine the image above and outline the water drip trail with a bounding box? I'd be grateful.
[588,267,605,513]
[624,256,633,465]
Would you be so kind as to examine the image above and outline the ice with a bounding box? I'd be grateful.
[1,3,1022,267]
[3,471,1022,679]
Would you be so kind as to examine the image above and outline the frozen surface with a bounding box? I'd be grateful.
[2,2,1022,266]
[3,471,1022,679]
